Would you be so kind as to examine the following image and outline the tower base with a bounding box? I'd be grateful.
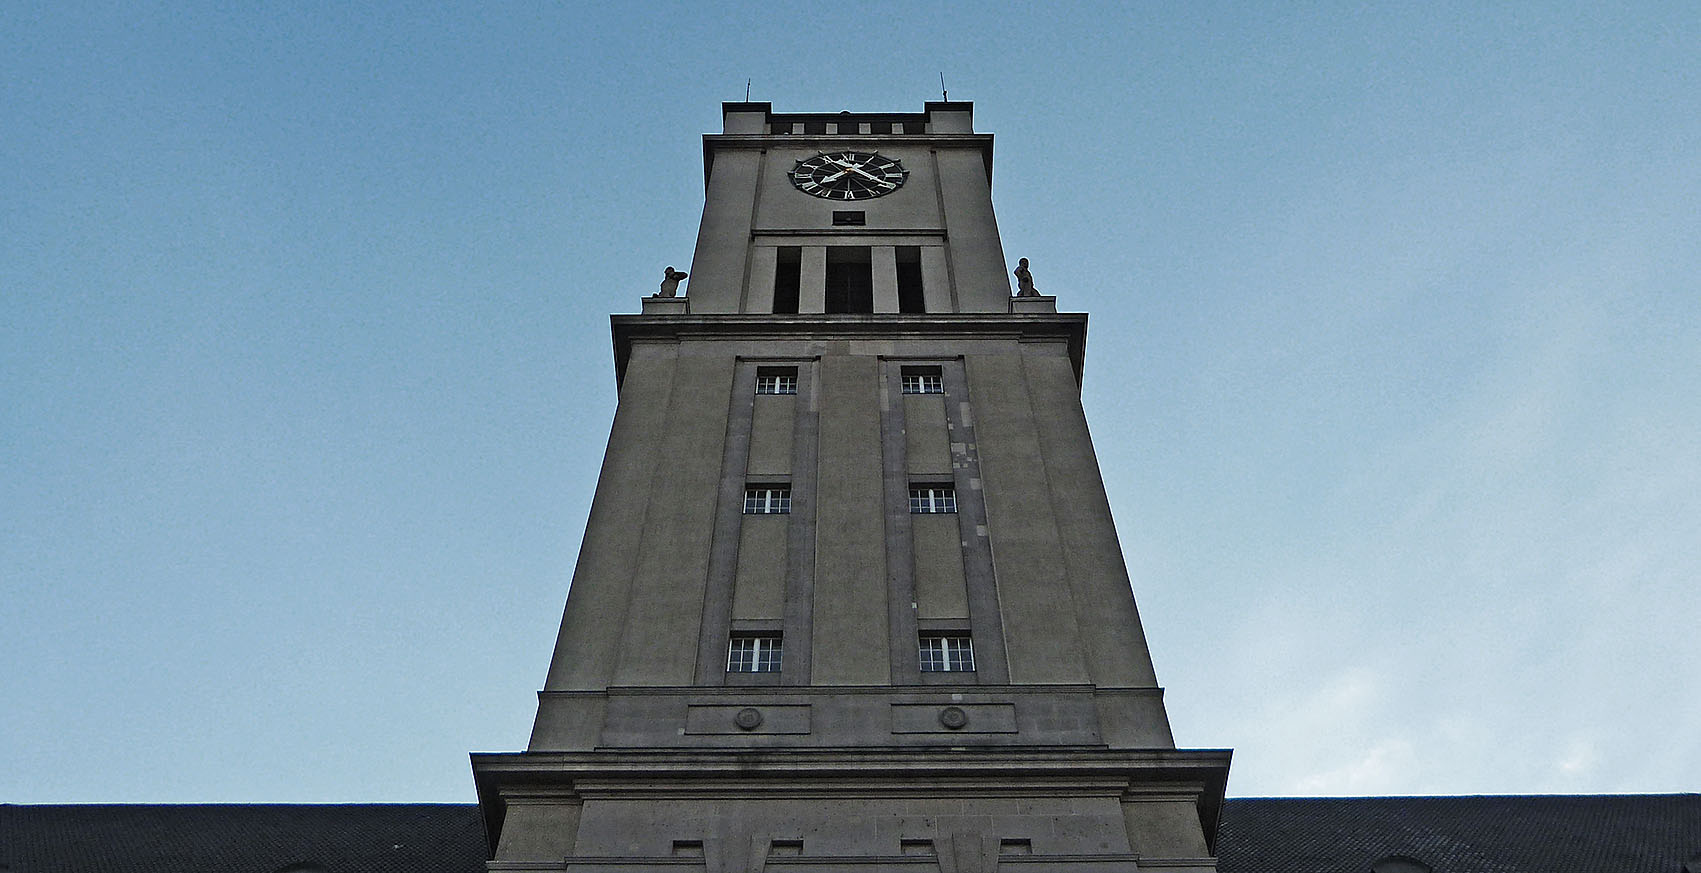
[471,748,1229,873]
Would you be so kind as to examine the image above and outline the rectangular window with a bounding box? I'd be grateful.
[744,486,791,514]
[755,367,797,395]
[832,210,866,226]
[901,366,944,394]
[896,246,925,313]
[909,485,957,514]
[727,634,782,672]
[919,635,975,672]
[825,246,873,313]
[773,247,800,314]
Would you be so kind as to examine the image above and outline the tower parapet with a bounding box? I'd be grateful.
[687,101,1008,314]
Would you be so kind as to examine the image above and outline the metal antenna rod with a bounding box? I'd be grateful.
[939,72,948,101]
[745,79,751,101]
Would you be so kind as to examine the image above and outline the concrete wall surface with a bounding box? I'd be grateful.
[539,323,1157,702]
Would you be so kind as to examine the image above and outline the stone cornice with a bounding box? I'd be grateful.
[609,312,1088,388]
[470,745,1228,857]
[705,133,993,148]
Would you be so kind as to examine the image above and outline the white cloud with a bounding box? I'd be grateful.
[1556,736,1599,779]
[1296,738,1420,795]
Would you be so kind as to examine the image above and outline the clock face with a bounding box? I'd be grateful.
[790,151,908,200]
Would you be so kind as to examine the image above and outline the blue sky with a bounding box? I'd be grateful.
[4,2,1698,801]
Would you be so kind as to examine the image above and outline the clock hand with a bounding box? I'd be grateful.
[844,164,886,182]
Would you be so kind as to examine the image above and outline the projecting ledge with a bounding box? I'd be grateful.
[609,311,1089,387]
[1010,295,1058,313]
[471,746,1232,782]
[640,296,690,315]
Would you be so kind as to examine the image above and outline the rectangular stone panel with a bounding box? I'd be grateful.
[685,704,812,735]
[912,514,968,619]
[903,394,951,475]
[732,519,788,620]
[748,393,795,475]
[890,702,1017,734]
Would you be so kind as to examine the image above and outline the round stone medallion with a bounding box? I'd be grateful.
[734,707,764,730]
[939,706,969,730]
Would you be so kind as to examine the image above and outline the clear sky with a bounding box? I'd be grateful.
[4,2,1698,803]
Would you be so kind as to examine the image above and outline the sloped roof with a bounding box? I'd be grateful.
[0,804,486,873]
[3,795,1697,873]
[1217,794,1701,873]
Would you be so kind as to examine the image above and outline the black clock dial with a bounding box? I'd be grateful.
[790,151,908,200]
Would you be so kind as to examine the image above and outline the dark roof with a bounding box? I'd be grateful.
[0,804,486,873]
[1217,795,1701,873]
[4,795,1698,873]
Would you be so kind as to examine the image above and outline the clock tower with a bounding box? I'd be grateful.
[470,102,1231,873]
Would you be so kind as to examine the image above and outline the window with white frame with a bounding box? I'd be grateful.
[919,635,975,672]
[727,634,782,672]
[744,486,791,514]
[755,368,797,395]
[909,485,957,514]
[900,367,944,394]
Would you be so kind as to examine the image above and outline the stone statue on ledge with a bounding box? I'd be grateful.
[1013,257,1041,297]
[654,266,689,298]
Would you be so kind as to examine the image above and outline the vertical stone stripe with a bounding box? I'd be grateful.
[684,149,760,313]
[919,246,952,314]
[1026,353,1162,687]
[811,354,890,685]
[780,359,819,685]
[544,343,677,690]
[745,246,778,315]
[612,352,737,685]
[906,386,969,622]
[881,360,921,682]
[944,359,1010,684]
[799,246,827,314]
[694,360,759,685]
[736,148,768,313]
[872,246,900,313]
[963,353,1088,684]
[934,150,1011,312]
[928,150,961,313]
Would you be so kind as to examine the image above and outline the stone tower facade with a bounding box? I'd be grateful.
[471,102,1230,873]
